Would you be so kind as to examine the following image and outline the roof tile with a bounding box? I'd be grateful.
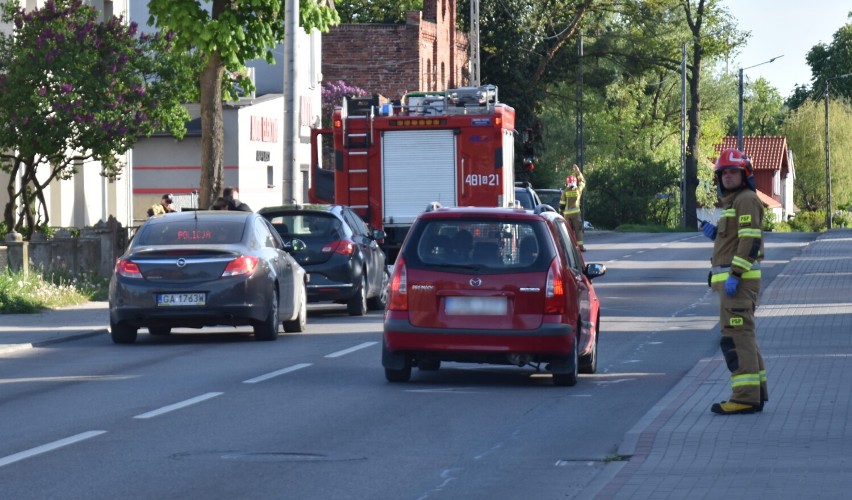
[715,136,789,172]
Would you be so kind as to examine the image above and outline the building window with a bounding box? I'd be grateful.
[267,165,275,188]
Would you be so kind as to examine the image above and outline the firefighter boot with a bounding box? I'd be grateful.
[710,400,759,415]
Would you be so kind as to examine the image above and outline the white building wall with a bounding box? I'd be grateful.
[132,95,286,219]
[234,96,285,211]
[783,149,796,220]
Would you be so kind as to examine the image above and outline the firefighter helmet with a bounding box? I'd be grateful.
[714,148,755,192]
[565,175,578,190]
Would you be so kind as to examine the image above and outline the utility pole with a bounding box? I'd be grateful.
[575,34,583,170]
[282,0,300,204]
[737,55,783,150]
[680,43,687,227]
[469,0,480,86]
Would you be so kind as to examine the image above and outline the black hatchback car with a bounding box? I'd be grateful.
[259,204,389,316]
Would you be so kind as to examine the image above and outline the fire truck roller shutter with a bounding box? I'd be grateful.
[381,130,457,225]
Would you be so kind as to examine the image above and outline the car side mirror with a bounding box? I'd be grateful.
[285,238,307,252]
[584,262,606,280]
[371,229,386,241]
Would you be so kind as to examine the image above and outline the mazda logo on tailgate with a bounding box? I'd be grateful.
[176,258,187,268]
[470,278,482,287]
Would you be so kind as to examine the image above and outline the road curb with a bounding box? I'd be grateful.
[0,329,108,354]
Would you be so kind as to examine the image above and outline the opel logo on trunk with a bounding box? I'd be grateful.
[470,277,482,287]
[176,258,187,268]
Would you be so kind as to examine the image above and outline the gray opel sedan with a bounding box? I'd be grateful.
[108,211,308,344]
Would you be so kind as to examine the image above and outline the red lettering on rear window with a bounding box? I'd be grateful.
[177,230,213,241]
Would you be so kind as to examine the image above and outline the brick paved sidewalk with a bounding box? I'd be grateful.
[589,229,852,499]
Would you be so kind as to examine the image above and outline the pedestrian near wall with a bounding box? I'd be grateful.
[222,186,252,212]
[147,193,176,217]
[701,148,767,415]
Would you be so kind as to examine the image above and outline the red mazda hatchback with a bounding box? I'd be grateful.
[382,205,605,386]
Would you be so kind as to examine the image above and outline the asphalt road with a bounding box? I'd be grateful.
[0,230,817,499]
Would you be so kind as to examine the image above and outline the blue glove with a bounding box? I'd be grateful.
[724,275,740,296]
[701,221,717,241]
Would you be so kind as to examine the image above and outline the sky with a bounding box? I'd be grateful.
[721,0,851,97]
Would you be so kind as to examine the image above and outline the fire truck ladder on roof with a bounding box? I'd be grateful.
[341,97,376,219]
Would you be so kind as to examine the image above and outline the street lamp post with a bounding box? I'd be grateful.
[824,72,852,230]
[737,55,784,150]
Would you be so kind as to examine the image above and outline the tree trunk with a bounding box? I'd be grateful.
[198,52,225,210]
[2,158,21,234]
[682,0,706,230]
[684,46,701,229]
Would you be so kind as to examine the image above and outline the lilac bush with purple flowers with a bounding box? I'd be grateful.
[321,80,369,127]
[0,0,201,238]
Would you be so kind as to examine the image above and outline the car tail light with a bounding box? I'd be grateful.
[544,258,565,314]
[222,255,259,277]
[388,257,408,311]
[322,240,355,255]
[115,259,142,279]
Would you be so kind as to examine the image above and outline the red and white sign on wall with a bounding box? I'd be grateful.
[250,116,278,143]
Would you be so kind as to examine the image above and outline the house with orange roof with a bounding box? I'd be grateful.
[712,136,796,222]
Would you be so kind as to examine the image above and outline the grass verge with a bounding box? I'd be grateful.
[0,271,109,314]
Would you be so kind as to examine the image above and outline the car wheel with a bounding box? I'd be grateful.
[254,289,280,341]
[385,365,412,383]
[111,320,137,344]
[347,274,367,316]
[579,317,599,374]
[367,268,390,311]
[553,334,579,387]
[148,326,171,336]
[283,285,307,333]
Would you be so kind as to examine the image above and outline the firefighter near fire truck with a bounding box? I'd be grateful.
[559,164,586,251]
[700,147,767,415]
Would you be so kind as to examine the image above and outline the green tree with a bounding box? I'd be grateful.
[0,0,199,238]
[147,0,339,208]
[531,1,742,228]
[783,98,852,212]
[742,77,785,137]
[806,16,852,102]
[786,14,852,110]
[333,0,423,23]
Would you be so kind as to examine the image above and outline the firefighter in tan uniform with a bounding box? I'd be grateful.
[701,148,767,415]
[559,164,586,251]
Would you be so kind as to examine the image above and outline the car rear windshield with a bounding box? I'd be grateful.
[135,220,246,246]
[404,218,553,273]
[265,213,344,239]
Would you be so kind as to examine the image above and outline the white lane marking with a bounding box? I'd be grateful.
[405,388,488,394]
[325,341,378,358]
[242,363,312,384]
[133,392,223,419]
[0,430,106,468]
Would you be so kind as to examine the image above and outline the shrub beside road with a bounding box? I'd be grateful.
[0,271,108,314]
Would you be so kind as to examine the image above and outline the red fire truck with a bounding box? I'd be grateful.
[309,85,517,260]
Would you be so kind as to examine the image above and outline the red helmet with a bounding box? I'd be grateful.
[714,148,755,191]
[565,175,577,189]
